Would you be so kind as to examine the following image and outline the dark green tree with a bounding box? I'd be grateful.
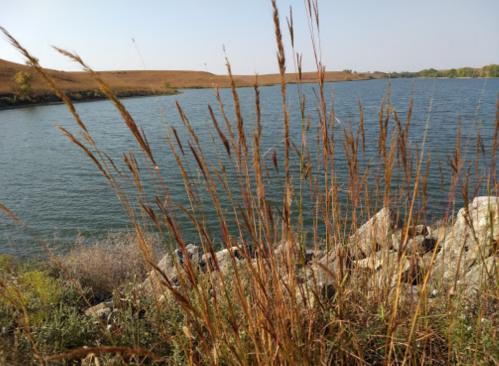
[456,67,478,78]
[481,64,499,78]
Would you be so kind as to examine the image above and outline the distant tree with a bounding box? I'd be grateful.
[398,71,417,78]
[456,67,478,78]
[443,68,457,78]
[343,69,352,74]
[419,68,439,78]
[13,71,33,100]
[481,64,499,78]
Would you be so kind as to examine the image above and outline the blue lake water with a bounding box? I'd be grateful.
[1,78,498,256]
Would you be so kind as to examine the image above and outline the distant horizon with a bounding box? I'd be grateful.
[0,56,494,76]
[1,0,498,75]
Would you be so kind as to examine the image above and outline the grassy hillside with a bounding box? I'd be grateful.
[0,57,376,108]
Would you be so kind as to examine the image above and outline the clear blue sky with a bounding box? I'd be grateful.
[1,0,498,75]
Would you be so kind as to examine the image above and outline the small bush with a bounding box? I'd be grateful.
[60,232,160,301]
[0,255,14,274]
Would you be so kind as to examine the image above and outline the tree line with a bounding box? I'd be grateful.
[373,64,499,79]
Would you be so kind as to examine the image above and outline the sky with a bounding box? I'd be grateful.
[0,0,498,75]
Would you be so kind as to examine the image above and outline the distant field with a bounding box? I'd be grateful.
[0,58,376,96]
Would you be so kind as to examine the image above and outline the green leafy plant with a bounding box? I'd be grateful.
[13,71,33,100]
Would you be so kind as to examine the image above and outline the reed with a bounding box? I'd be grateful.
[1,1,499,365]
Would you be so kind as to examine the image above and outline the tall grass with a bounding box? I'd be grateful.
[1,0,499,364]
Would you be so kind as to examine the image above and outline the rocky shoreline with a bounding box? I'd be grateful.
[86,196,499,319]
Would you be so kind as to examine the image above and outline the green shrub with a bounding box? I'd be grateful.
[13,71,33,100]
[0,255,14,274]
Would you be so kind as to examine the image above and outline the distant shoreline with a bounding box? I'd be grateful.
[1,76,498,111]
[0,89,181,111]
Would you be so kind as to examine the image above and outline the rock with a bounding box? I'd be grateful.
[304,249,322,265]
[433,197,499,283]
[311,249,344,288]
[431,226,453,242]
[389,284,421,305]
[352,250,399,271]
[349,208,395,257]
[202,246,244,274]
[186,244,204,262]
[392,224,438,255]
[405,235,438,255]
[399,261,424,285]
[85,300,114,321]
[142,244,203,291]
[462,256,498,295]
[420,252,436,270]
[360,251,413,288]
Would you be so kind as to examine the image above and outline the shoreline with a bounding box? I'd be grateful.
[0,78,372,111]
[2,76,497,111]
[0,89,181,111]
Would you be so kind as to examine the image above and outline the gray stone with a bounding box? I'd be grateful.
[389,284,421,305]
[85,300,114,320]
[202,246,244,274]
[352,250,399,271]
[349,208,395,257]
[433,197,499,283]
[142,244,204,291]
[392,224,438,255]
[462,256,498,295]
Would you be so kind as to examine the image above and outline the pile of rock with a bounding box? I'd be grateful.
[313,196,499,297]
[86,196,499,316]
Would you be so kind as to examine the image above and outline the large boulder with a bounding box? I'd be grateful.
[202,246,244,274]
[142,244,204,291]
[462,256,498,296]
[392,225,437,255]
[432,197,499,284]
[349,208,395,257]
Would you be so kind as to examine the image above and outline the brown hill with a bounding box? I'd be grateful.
[0,58,375,96]
[0,58,247,95]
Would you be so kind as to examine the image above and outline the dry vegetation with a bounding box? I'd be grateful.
[1,0,499,365]
[60,232,162,302]
[0,58,375,97]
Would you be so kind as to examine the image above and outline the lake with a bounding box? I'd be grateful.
[1,78,498,256]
